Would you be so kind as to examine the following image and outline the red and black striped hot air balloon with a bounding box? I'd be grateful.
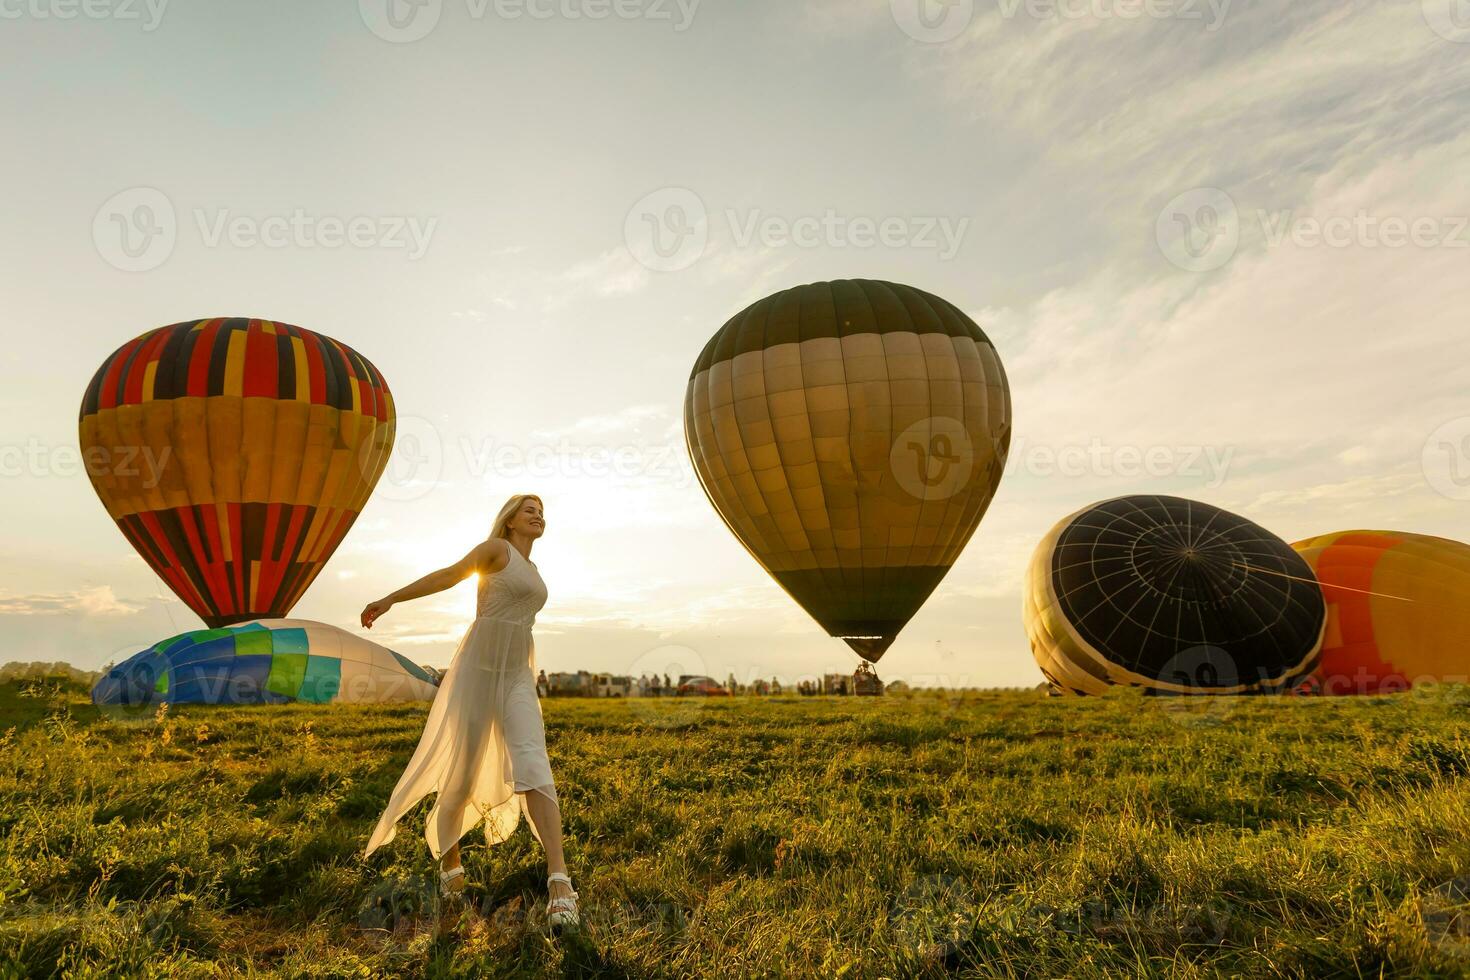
[79,318,395,628]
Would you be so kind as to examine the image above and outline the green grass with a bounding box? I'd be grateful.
[6,676,1470,978]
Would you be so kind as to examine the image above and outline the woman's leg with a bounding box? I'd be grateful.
[523,788,573,900]
[503,671,572,900]
[431,741,485,869]
[431,709,496,872]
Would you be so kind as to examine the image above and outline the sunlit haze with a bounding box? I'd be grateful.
[4,0,1468,688]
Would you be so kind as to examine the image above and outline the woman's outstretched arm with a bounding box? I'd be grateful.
[360,539,507,628]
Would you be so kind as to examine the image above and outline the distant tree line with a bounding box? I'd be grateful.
[0,661,99,690]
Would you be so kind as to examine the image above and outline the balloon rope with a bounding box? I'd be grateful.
[1230,562,1414,602]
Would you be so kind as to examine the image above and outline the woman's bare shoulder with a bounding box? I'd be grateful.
[473,537,511,573]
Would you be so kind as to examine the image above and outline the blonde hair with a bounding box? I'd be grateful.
[490,493,543,540]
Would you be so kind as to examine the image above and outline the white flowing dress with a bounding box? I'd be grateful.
[363,545,557,859]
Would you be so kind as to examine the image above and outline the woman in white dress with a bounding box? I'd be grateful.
[358,494,579,929]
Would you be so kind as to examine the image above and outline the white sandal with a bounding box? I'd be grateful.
[546,872,580,931]
[439,865,466,899]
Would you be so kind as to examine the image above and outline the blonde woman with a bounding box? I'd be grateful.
[359,494,579,930]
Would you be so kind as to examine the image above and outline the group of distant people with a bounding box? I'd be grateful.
[531,669,791,697]
[532,670,677,697]
[635,673,675,697]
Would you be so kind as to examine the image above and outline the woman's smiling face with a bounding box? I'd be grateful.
[508,498,545,539]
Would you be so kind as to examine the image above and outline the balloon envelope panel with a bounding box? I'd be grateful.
[684,279,1012,661]
[1291,530,1470,694]
[91,619,439,706]
[78,318,395,628]
[1025,495,1325,695]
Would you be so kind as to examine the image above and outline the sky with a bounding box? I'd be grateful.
[2,0,1468,689]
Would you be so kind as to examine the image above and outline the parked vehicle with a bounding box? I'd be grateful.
[676,675,731,697]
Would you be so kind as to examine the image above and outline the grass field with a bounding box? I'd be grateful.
[6,676,1470,978]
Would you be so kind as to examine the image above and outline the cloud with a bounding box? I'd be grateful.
[915,121,1470,628]
[527,404,673,442]
[915,2,1466,205]
[556,247,651,297]
[0,586,145,617]
[694,241,798,303]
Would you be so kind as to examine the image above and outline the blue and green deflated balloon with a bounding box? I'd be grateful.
[92,619,440,707]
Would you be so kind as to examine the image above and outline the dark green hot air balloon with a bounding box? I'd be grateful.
[684,279,1012,662]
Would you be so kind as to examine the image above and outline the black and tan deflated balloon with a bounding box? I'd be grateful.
[684,280,1012,662]
[1024,495,1326,695]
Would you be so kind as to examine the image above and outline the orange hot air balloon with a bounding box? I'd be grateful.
[79,318,395,628]
[1291,530,1470,695]
[684,279,1012,662]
